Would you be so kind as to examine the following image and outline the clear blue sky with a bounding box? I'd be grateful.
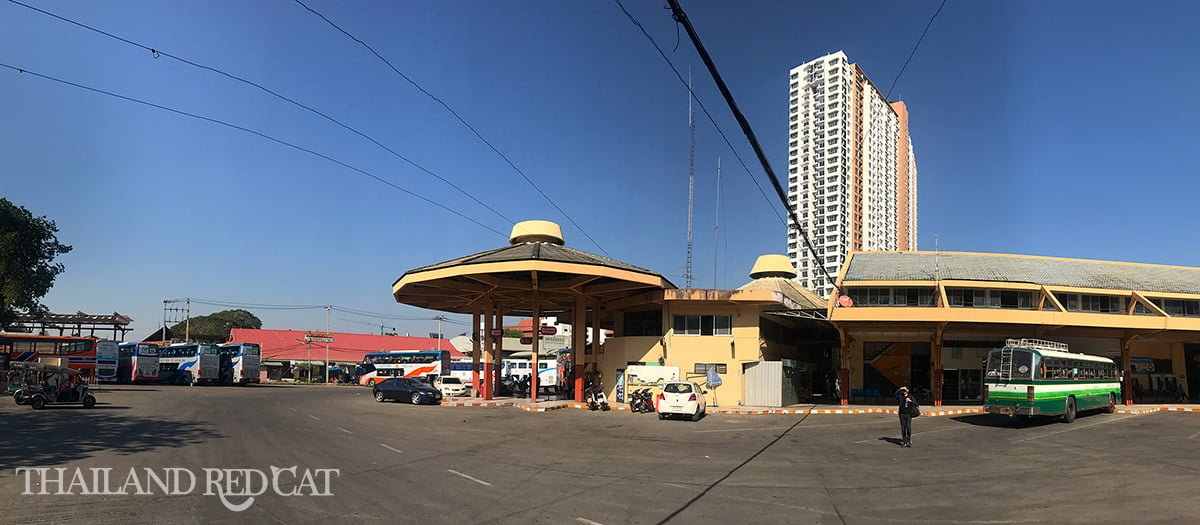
[3,0,1198,339]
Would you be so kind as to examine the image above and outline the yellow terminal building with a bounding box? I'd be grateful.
[393,220,1200,408]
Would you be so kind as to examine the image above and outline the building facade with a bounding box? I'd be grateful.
[787,51,917,296]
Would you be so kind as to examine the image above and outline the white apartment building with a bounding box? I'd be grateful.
[786,51,917,297]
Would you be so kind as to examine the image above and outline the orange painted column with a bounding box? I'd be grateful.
[573,297,587,403]
[471,311,480,397]
[530,302,540,404]
[839,333,851,406]
[932,339,944,407]
[481,302,494,400]
[493,308,503,395]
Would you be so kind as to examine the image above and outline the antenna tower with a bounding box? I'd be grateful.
[685,69,696,289]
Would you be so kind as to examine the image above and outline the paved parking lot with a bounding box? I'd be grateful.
[2,385,1198,524]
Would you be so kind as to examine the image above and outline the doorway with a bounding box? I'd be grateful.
[1186,345,1200,402]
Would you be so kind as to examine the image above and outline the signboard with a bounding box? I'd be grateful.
[491,328,504,337]
[626,365,680,387]
[519,337,533,345]
[304,334,334,344]
[540,326,557,336]
[1129,357,1154,374]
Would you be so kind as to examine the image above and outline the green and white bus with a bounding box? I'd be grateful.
[983,339,1121,423]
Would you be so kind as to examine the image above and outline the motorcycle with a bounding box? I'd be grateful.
[629,388,655,413]
[585,377,610,412]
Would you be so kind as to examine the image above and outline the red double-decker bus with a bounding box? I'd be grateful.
[0,333,99,381]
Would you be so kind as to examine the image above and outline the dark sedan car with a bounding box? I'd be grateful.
[372,378,443,405]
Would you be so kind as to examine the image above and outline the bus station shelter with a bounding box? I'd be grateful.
[828,251,1200,407]
[392,220,675,401]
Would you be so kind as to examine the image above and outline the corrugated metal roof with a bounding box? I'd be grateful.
[407,242,666,280]
[843,252,1200,295]
[738,277,827,310]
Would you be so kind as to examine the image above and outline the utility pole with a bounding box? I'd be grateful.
[324,306,331,384]
[685,68,696,289]
[434,315,447,350]
[184,298,191,343]
[713,156,721,288]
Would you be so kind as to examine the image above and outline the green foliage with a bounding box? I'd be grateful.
[0,199,72,330]
[502,329,523,338]
[171,309,262,343]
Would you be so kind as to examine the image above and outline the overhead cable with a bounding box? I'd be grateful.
[291,0,613,257]
[0,62,507,237]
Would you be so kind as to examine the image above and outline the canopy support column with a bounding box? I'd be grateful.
[591,302,601,391]
[493,308,503,396]
[573,296,587,403]
[1122,335,1133,406]
[933,326,945,407]
[482,302,494,400]
[471,311,481,397]
[531,300,541,404]
[838,327,850,406]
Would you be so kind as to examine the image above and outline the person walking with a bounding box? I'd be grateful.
[896,386,919,448]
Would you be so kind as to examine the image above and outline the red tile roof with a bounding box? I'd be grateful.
[228,328,461,363]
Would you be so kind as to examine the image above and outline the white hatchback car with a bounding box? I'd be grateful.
[435,376,469,397]
[656,381,707,421]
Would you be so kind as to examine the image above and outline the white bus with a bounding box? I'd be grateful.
[95,340,119,382]
[502,359,560,389]
[118,343,159,383]
[218,343,261,385]
[159,343,220,385]
[357,350,450,386]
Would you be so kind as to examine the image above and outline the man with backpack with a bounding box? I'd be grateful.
[896,386,920,448]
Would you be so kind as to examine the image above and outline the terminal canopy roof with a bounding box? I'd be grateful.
[392,239,675,316]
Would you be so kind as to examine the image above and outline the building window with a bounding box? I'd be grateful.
[672,315,733,336]
[693,363,728,374]
[623,309,662,337]
[1080,295,1125,314]
[946,288,1035,309]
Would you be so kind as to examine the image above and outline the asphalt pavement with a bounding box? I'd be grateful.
[2,384,1198,524]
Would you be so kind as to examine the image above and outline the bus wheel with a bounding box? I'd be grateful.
[368,379,377,387]
[1062,397,1076,424]
[1106,393,1116,413]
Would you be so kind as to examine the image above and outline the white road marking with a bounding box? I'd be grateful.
[379,443,403,454]
[288,407,297,412]
[307,414,320,421]
[337,427,353,434]
[1188,430,1200,440]
[447,469,492,486]
[576,518,605,525]
[1011,415,1133,443]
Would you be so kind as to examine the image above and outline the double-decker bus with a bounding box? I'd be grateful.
[117,343,159,383]
[158,343,220,385]
[0,333,98,381]
[218,343,261,385]
[984,338,1121,423]
[95,340,119,382]
[358,350,450,386]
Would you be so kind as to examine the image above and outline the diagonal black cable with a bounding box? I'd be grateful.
[886,0,948,99]
[612,0,787,226]
[5,0,514,226]
[0,62,507,237]
[292,0,612,257]
[659,0,840,294]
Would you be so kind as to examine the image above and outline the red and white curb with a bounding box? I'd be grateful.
[1116,406,1200,415]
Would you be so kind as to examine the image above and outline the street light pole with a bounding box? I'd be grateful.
[325,306,331,384]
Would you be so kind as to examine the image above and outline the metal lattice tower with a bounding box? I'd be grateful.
[685,69,696,289]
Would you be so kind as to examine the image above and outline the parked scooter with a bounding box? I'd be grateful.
[629,388,655,413]
[584,372,610,411]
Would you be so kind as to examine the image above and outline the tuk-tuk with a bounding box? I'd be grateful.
[8,361,52,405]
[19,366,97,409]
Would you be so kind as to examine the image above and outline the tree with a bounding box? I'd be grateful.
[502,329,523,338]
[171,309,262,343]
[0,199,72,330]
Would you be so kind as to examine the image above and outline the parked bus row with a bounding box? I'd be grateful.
[0,333,260,387]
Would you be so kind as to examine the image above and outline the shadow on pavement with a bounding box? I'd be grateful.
[0,406,223,469]
[879,437,906,446]
[951,413,1060,428]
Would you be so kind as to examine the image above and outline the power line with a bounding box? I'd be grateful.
[886,0,948,100]
[660,0,840,294]
[0,62,507,238]
[291,0,613,257]
[4,0,514,226]
[610,0,787,226]
[185,297,465,323]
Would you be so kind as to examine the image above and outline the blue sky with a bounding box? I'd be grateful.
[3,1,1198,339]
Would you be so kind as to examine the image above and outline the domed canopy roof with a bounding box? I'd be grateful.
[393,221,675,315]
[749,254,797,279]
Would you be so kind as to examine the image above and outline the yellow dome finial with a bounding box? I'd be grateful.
[749,254,797,279]
[509,220,564,245]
